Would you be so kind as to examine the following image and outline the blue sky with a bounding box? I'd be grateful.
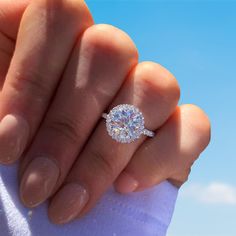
[86,1,236,235]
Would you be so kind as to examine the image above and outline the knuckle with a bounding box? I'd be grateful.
[170,167,191,187]
[89,147,117,180]
[60,0,93,24]
[44,115,81,144]
[182,104,211,152]
[9,69,51,103]
[82,24,138,63]
[181,168,191,184]
[36,0,83,11]
[34,0,93,26]
[148,154,169,179]
[0,32,14,57]
[135,61,180,103]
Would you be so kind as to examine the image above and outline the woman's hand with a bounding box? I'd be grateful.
[0,0,210,224]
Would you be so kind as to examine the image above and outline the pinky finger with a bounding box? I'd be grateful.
[114,104,211,193]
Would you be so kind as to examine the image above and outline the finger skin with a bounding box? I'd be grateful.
[115,104,211,193]
[19,24,138,209]
[0,0,93,164]
[0,0,31,90]
[0,0,30,39]
[0,32,14,89]
[47,61,180,224]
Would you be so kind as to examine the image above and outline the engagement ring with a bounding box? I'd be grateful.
[102,104,155,143]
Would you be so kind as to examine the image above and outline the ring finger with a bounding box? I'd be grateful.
[48,61,180,224]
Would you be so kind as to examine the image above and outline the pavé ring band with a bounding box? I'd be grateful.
[102,104,155,143]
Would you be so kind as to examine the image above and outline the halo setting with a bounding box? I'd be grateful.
[102,104,154,143]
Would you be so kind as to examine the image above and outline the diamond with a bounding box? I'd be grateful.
[105,104,145,143]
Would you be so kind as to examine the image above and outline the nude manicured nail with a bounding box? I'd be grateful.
[48,183,89,224]
[20,157,60,207]
[115,172,139,193]
[0,114,29,164]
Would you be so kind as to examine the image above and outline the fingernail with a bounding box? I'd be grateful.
[48,183,89,224]
[20,157,60,207]
[0,114,29,164]
[115,172,139,193]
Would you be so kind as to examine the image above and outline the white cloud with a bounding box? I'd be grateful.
[180,182,236,205]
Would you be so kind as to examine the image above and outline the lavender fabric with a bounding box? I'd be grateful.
[0,163,178,236]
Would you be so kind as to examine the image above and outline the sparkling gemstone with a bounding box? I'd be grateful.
[105,104,145,143]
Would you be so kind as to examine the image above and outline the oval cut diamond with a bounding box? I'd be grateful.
[106,104,145,143]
